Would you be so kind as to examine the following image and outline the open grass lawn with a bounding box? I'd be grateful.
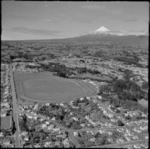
[14,71,98,103]
[138,99,148,109]
[0,116,12,130]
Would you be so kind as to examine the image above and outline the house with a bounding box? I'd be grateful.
[125,136,131,142]
[26,114,33,119]
[55,141,60,146]
[0,132,4,137]
[73,132,78,137]
[108,131,113,135]
[132,135,139,140]
[34,144,41,148]
[89,138,95,142]
[118,138,124,143]
[24,136,29,141]
[41,124,47,129]
[133,144,141,148]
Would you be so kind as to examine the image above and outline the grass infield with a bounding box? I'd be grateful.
[14,71,98,103]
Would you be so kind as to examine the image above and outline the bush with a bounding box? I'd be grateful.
[57,70,67,78]
[117,120,124,126]
[78,67,87,74]
[113,79,127,93]
[142,81,148,90]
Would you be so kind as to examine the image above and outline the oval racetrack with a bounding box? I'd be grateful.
[14,71,98,103]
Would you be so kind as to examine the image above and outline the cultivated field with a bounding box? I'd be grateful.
[14,71,98,103]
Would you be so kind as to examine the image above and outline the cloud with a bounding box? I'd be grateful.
[10,14,42,22]
[81,4,123,15]
[10,14,55,23]
[81,4,107,10]
[122,17,138,22]
[10,27,61,36]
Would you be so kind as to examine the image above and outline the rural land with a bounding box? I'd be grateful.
[1,28,149,148]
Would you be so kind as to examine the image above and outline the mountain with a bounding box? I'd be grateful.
[93,26,124,36]
[48,26,148,46]
[93,26,148,36]
[94,26,110,34]
[61,26,148,45]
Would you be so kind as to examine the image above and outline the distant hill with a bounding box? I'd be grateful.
[2,26,148,46]
[66,34,148,45]
[52,26,148,46]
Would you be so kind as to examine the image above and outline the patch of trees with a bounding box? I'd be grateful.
[99,76,148,113]
[95,134,110,146]
[76,67,100,75]
[40,62,74,78]
[112,131,122,141]
[142,81,148,90]
[77,67,87,74]
[112,79,146,101]
[117,120,124,126]
[94,50,107,58]
[109,96,147,113]
[25,65,41,70]
[114,56,143,67]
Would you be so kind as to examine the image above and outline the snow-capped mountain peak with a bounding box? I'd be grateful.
[93,26,125,36]
[90,26,148,36]
[95,26,110,33]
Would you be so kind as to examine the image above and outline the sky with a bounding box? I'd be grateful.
[2,1,149,40]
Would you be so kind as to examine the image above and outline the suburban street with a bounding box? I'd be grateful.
[10,64,21,148]
[20,110,148,148]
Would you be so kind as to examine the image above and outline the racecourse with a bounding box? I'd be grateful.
[14,71,98,103]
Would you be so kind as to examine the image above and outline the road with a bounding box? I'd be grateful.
[10,64,21,148]
[20,111,81,147]
[89,139,148,148]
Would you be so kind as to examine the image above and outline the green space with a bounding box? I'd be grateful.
[0,116,12,130]
[14,71,97,103]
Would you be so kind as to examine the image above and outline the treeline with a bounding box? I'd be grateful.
[114,56,144,67]
[76,67,100,75]
[39,62,101,78]
[40,62,74,78]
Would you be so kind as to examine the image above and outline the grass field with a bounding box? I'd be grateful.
[138,99,148,109]
[14,71,98,103]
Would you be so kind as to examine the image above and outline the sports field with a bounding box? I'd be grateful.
[14,71,98,103]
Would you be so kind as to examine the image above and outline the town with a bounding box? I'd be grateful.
[1,1,148,148]
[1,56,148,148]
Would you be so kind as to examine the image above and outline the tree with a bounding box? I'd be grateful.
[96,135,110,146]
[117,120,124,126]
[57,70,67,78]
[78,67,87,74]
[123,70,133,80]
[99,85,111,95]
[71,121,82,129]
[142,81,148,90]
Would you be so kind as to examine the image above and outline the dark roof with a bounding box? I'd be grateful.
[0,116,12,130]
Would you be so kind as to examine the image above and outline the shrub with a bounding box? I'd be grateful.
[117,120,124,126]
[142,81,148,90]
